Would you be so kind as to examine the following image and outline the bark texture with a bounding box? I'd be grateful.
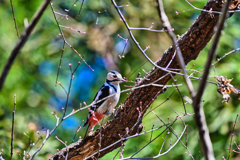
[50,0,239,159]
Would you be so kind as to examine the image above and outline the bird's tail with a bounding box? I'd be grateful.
[83,125,92,139]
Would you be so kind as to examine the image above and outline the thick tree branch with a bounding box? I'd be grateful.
[50,0,239,159]
[192,1,231,160]
[0,0,51,91]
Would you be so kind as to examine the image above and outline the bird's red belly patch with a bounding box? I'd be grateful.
[89,112,104,128]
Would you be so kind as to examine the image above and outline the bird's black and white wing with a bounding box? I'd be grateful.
[83,83,110,127]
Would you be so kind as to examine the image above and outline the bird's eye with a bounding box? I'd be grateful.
[113,75,117,78]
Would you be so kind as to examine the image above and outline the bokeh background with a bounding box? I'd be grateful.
[0,0,240,159]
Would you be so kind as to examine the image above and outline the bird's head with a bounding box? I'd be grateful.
[106,70,124,84]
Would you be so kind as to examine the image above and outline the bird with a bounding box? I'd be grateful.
[83,70,124,138]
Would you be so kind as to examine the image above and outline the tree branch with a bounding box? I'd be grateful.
[192,1,232,160]
[50,0,239,159]
[10,94,16,160]
[0,0,51,91]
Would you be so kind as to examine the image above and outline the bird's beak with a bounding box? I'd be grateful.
[117,74,125,82]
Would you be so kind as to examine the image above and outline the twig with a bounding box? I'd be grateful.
[129,27,167,33]
[212,48,240,66]
[227,114,239,160]
[10,94,16,160]
[165,51,176,69]
[173,81,187,114]
[77,0,85,17]
[184,0,240,14]
[192,1,231,160]
[119,36,129,57]
[72,124,82,143]
[9,0,19,38]
[55,41,65,86]
[59,25,86,33]
[0,0,51,91]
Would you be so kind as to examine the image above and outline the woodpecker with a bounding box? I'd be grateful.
[83,70,124,138]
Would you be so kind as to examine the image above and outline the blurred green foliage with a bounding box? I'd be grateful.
[0,0,240,159]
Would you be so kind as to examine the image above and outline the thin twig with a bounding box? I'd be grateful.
[78,0,85,17]
[227,114,239,160]
[10,94,16,160]
[0,0,51,91]
[172,80,187,114]
[129,27,167,32]
[55,41,65,86]
[212,48,240,66]
[72,124,82,143]
[120,36,129,57]
[184,0,239,14]
[9,0,19,38]
[59,25,86,33]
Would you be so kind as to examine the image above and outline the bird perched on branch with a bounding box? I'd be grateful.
[83,70,124,138]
